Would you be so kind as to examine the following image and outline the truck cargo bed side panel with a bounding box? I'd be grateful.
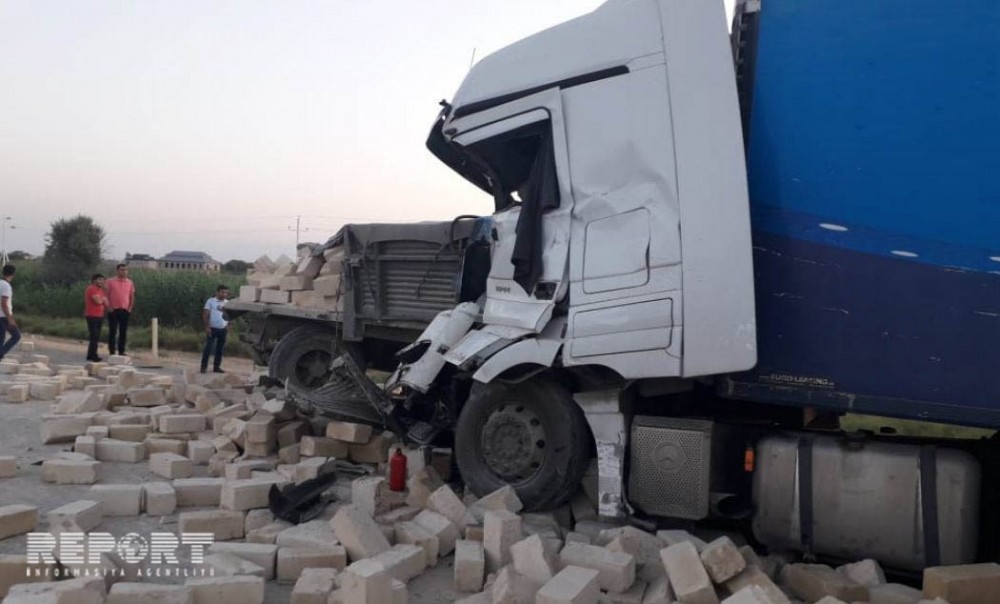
[729,0,1000,426]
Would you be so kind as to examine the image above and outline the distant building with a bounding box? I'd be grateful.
[124,253,158,269]
[158,250,221,272]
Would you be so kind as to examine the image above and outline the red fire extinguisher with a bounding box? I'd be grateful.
[389,448,407,491]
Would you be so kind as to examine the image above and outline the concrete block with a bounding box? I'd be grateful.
[173,477,225,506]
[128,387,166,407]
[377,506,421,525]
[85,424,109,438]
[279,421,310,447]
[301,436,349,458]
[106,582,191,603]
[836,558,886,588]
[247,521,294,545]
[606,527,666,583]
[95,438,146,462]
[280,274,313,291]
[89,484,142,516]
[371,543,428,583]
[701,537,746,584]
[245,509,274,533]
[41,415,91,443]
[280,444,302,464]
[491,566,541,604]
[0,456,15,478]
[469,485,522,523]
[107,423,151,441]
[161,413,207,433]
[660,541,718,604]
[75,435,97,457]
[6,384,28,403]
[724,567,790,604]
[143,482,177,515]
[276,519,340,549]
[290,568,338,604]
[221,418,248,448]
[405,466,444,508]
[342,559,392,603]
[260,289,291,304]
[54,390,106,414]
[185,575,264,604]
[187,440,215,465]
[413,509,460,556]
[349,431,398,464]
[221,478,279,511]
[922,563,1000,604]
[454,539,486,592]
[0,505,37,540]
[150,452,194,478]
[106,355,131,366]
[208,542,278,580]
[537,565,600,604]
[604,579,648,603]
[559,541,635,594]
[147,437,189,456]
[276,547,348,583]
[867,583,923,604]
[324,420,371,444]
[204,552,266,578]
[330,504,391,561]
[261,398,295,421]
[722,586,786,604]
[482,509,521,574]
[246,413,276,443]
[394,521,440,567]
[642,575,676,604]
[657,530,708,553]
[312,274,342,297]
[178,510,246,541]
[509,533,560,586]
[427,484,472,527]
[0,554,50,598]
[781,564,867,603]
[7,576,106,604]
[295,456,332,482]
[48,500,102,535]
[40,459,100,484]
[352,476,394,518]
[29,381,60,400]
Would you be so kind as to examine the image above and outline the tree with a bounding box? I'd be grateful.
[223,259,251,274]
[42,215,106,284]
[8,251,31,261]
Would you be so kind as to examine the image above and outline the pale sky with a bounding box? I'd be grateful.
[0,0,735,263]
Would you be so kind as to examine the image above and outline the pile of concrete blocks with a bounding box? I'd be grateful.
[241,245,345,311]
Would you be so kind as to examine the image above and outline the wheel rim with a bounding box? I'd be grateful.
[480,402,547,482]
[293,349,334,389]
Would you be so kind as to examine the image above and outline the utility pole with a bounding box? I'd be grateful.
[288,215,308,246]
[1,216,12,266]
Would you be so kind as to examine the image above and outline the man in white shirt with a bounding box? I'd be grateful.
[200,284,230,373]
[0,264,21,361]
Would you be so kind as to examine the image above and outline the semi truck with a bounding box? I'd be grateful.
[226,0,1000,571]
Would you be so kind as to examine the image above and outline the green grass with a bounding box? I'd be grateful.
[16,313,253,358]
[842,414,994,440]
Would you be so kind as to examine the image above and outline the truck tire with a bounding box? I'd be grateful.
[455,379,591,511]
[267,325,340,392]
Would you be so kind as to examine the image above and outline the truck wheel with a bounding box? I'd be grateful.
[455,379,591,511]
[268,325,339,392]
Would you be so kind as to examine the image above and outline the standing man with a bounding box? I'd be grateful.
[84,274,109,362]
[201,284,229,373]
[106,263,135,356]
[0,264,20,361]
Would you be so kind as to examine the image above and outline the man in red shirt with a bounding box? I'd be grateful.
[84,274,109,362]
[106,263,135,356]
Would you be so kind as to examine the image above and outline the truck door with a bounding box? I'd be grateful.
[444,90,573,333]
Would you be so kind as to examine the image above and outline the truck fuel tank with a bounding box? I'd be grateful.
[752,434,980,570]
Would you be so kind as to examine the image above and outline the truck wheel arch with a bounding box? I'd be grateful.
[472,337,562,383]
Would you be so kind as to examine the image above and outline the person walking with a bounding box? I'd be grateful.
[84,274,109,362]
[106,263,135,356]
[201,285,230,373]
[0,264,20,362]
